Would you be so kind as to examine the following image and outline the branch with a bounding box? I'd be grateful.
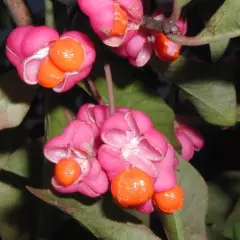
[167,31,240,46]
[142,16,240,46]
[3,0,32,26]
[141,16,164,32]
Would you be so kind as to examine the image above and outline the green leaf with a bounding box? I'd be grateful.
[168,0,240,45]
[210,40,229,63]
[27,188,160,240]
[0,70,37,130]
[157,155,208,240]
[197,0,240,44]
[80,77,180,149]
[152,56,237,126]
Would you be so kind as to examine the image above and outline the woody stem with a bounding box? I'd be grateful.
[3,0,32,25]
[167,0,181,27]
[86,78,104,104]
[104,64,115,115]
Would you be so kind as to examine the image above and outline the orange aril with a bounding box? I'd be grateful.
[55,157,81,187]
[154,33,181,62]
[111,167,154,207]
[110,3,128,36]
[49,38,84,72]
[153,185,184,214]
[37,57,65,88]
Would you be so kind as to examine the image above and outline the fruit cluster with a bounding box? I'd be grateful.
[43,103,203,214]
[6,3,188,92]
[6,26,96,92]
[5,1,204,215]
[77,1,188,67]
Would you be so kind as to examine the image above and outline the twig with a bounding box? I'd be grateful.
[44,0,55,27]
[86,78,104,104]
[3,0,32,25]
[63,108,75,122]
[104,64,115,115]
[141,0,181,35]
[166,0,181,28]
[142,16,240,46]
[167,33,240,46]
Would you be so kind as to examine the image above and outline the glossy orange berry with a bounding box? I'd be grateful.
[111,167,154,208]
[153,185,184,214]
[37,57,65,88]
[49,38,84,72]
[55,157,81,187]
[154,33,181,61]
[110,3,128,36]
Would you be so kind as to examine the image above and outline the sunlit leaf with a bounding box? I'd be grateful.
[210,39,229,62]
[0,70,37,130]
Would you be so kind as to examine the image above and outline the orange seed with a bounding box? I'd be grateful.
[153,185,184,214]
[37,57,65,88]
[111,167,154,208]
[55,157,81,187]
[110,3,128,36]
[50,38,84,72]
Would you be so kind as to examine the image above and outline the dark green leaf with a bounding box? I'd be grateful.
[223,199,240,239]
[38,92,75,239]
[237,105,240,122]
[27,188,160,240]
[207,228,229,240]
[206,182,234,225]
[45,94,70,140]
[157,155,208,240]
[151,56,237,126]
[212,171,240,197]
[0,181,30,240]
[0,70,37,130]
[204,172,240,239]
[0,134,43,240]
[0,127,30,177]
